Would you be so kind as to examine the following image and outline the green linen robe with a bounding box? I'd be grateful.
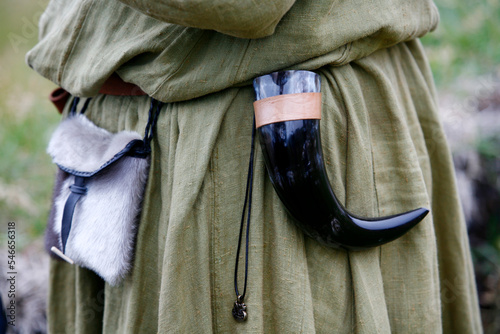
[27,0,482,332]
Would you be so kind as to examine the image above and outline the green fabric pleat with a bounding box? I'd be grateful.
[26,0,439,102]
[47,40,481,333]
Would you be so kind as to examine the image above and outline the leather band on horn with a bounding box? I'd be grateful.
[253,92,321,128]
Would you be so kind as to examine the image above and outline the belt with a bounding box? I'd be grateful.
[49,73,147,114]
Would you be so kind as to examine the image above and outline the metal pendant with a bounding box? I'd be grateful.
[232,295,247,322]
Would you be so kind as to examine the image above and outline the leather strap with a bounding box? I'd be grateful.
[98,73,147,96]
[253,92,322,128]
[49,73,147,114]
[61,176,87,253]
[49,88,71,114]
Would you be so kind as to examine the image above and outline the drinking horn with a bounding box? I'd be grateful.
[253,70,429,250]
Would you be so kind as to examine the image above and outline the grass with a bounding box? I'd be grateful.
[0,0,59,248]
[421,0,500,87]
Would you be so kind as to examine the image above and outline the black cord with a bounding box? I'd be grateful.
[69,97,80,116]
[233,117,256,322]
[143,99,164,150]
[69,97,92,115]
[80,98,92,114]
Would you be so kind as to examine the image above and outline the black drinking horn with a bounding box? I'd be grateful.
[253,70,429,250]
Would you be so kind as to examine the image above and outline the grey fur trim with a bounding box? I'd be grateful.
[47,114,142,173]
[46,115,149,285]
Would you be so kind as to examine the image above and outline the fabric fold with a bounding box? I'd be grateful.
[47,40,481,333]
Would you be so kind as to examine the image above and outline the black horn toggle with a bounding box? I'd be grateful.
[253,71,429,250]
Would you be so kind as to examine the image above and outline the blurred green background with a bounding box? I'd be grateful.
[422,0,500,86]
[0,0,58,249]
[0,0,498,331]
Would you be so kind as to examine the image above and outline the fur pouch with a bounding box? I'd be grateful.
[45,114,151,285]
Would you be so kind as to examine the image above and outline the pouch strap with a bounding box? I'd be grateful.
[70,97,92,116]
[61,176,87,253]
[143,99,164,152]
